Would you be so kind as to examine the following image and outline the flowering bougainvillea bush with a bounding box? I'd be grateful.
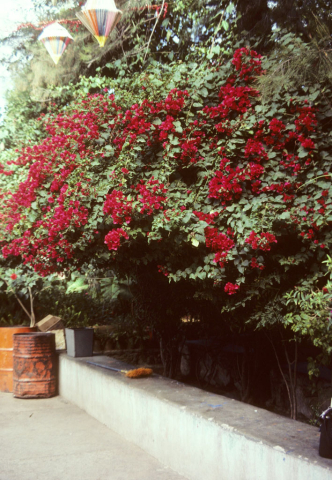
[1,45,332,361]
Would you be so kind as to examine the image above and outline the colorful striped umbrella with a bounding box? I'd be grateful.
[76,0,122,48]
[38,23,74,65]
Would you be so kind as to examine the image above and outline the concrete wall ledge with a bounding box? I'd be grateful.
[59,354,332,480]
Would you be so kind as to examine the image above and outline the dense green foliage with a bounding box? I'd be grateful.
[1,32,332,366]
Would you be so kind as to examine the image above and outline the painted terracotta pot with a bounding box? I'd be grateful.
[0,326,36,393]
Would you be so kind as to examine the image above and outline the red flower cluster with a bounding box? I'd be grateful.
[244,139,268,162]
[134,177,168,215]
[2,232,75,275]
[294,104,317,132]
[104,228,129,251]
[157,265,169,276]
[157,88,189,116]
[224,282,239,295]
[0,163,13,176]
[1,93,116,273]
[208,158,246,204]
[103,190,133,224]
[205,227,235,267]
[193,211,219,224]
[203,84,258,134]
[245,231,277,251]
[269,118,286,134]
[180,135,204,164]
[250,257,265,270]
[231,48,263,78]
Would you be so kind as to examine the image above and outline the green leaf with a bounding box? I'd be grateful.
[199,87,209,98]
[197,271,207,280]
[222,20,229,31]
[183,212,192,224]
[66,278,88,293]
[226,2,235,14]
[279,211,291,220]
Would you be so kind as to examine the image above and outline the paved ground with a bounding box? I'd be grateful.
[0,392,188,480]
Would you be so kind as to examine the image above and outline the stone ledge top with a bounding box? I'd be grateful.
[60,353,332,472]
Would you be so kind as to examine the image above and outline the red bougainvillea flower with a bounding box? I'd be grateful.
[245,231,277,251]
[103,190,133,224]
[224,282,239,295]
[205,227,235,267]
[157,265,169,276]
[250,257,265,270]
[104,228,129,251]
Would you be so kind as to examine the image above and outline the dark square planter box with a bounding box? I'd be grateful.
[65,328,94,357]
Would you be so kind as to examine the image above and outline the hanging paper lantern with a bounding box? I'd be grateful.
[38,23,74,65]
[76,0,122,48]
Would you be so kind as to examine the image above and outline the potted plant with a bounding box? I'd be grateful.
[0,268,38,392]
[63,272,130,357]
[0,268,63,391]
[65,327,94,357]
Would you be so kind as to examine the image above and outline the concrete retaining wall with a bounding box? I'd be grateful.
[59,354,332,480]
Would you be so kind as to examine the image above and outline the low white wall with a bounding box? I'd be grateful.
[59,354,332,480]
